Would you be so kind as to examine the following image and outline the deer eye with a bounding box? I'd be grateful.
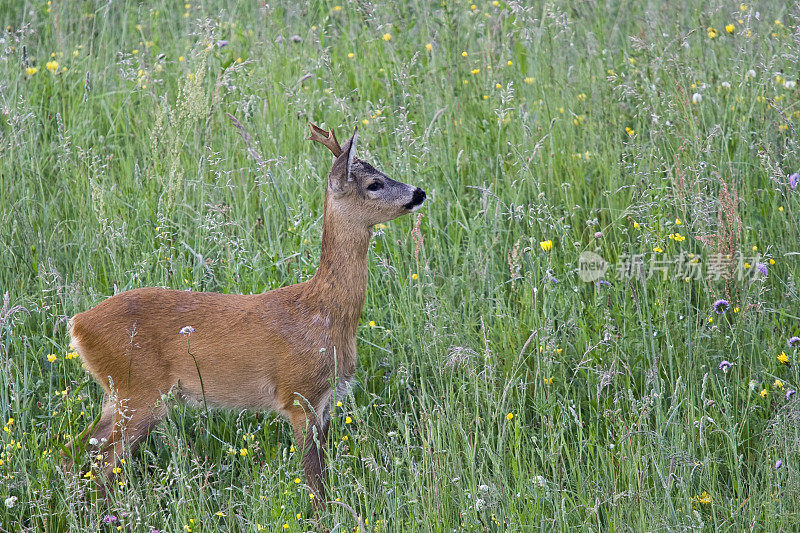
[366,181,384,191]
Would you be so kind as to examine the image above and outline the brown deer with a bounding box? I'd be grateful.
[65,123,425,515]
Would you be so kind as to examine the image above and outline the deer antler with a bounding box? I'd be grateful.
[307,123,342,157]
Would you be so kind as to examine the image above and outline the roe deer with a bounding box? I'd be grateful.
[66,123,426,514]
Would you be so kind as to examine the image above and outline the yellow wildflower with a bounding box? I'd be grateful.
[45,60,58,73]
[726,24,735,33]
[382,33,392,42]
[777,352,789,365]
[425,43,432,51]
[539,240,553,252]
[506,413,514,420]
[26,66,38,75]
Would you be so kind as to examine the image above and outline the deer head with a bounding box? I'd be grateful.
[309,123,426,228]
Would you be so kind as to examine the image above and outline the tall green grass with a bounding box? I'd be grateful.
[1,0,799,530]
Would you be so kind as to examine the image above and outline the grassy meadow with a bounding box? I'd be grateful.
[2,0,800,530]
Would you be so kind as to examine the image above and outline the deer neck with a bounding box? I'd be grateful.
[307,195,372,333]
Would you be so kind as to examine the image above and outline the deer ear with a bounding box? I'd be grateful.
[344,127,358,182]
[328,127,358,191]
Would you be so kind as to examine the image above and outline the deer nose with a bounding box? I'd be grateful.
[405,188,426,210]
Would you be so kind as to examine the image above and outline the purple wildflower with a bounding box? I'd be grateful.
[597,280,611,288]
[712,299,729,313]
[756,263,768,276]
[789,336,800,348]
[775,459,783,469]
[102,515,118,524]
[787,389,796,400]
[790,172,799,190]
[718,360,733,373]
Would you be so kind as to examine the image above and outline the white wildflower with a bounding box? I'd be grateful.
[179,326,195,335]
[4,496,17,508]
[785,80,796,89]
[692,93,703,103]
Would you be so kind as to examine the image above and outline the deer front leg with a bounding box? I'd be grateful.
[290,409,330,514]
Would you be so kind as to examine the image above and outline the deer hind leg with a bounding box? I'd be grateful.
[290,407,330,513]
[89,394,166,491]
[61,398,117,473]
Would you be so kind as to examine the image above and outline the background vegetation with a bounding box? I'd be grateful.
[1,0,799,530]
